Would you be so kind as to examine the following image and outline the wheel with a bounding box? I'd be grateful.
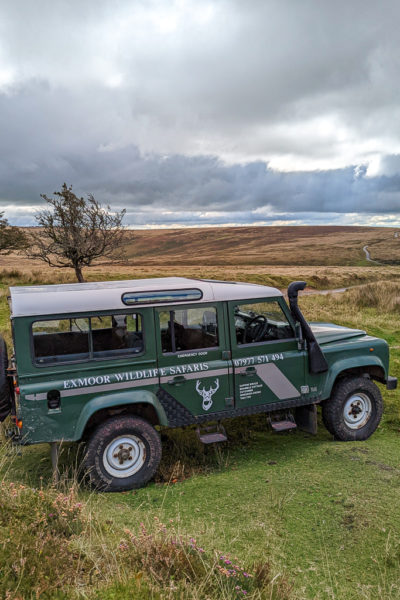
[83,415,162,491]
[321,407,335,436]
[322,376,383,441]
[0,336,11,422]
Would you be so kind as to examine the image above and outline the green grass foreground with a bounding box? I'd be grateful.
[1,274,400,599]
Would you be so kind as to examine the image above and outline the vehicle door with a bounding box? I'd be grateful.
[228,297,306,408]
[155,303,233,418]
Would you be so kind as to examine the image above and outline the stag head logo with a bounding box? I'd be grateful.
[196,378,220,411]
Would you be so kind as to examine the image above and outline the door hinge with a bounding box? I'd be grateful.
[297,339,306,351]
[225,396,234,407]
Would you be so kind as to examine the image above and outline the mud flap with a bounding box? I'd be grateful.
[295,404,317,435]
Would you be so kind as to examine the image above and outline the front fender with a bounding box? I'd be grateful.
[74,389,168,440]
[321,355,387,400]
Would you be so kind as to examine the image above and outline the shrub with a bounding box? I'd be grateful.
[0,480,96,599]
[116,517,293,599]
[0,474,292,599]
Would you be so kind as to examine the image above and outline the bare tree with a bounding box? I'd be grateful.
[0,213,28,254]
[29,183,126,282]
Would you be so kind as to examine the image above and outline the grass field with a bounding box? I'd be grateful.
[1,250,400,598]
[8,224,400,269]
[119,225,400,266]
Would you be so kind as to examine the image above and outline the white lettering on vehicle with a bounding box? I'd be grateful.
[63,362,211,390]
[233,353,284,368]
[177,351,208,358]
[64,374,112,389]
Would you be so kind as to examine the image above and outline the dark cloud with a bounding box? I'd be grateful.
[1,136,400,226]
[1,1,400,225]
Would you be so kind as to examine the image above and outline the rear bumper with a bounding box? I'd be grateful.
[386,376,398,390]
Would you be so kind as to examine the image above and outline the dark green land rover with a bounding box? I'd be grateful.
[1,277,397,491]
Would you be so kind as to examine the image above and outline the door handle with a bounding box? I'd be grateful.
[167,375,187,385]
[241,366,257,376]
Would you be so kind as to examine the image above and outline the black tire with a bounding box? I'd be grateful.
[0,336,11,422]
[322,376,383,441]
[321,405,336,436]
[83,415,162,492]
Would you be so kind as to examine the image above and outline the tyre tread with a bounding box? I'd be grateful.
[322,376,383,441]
[84,415,162,492]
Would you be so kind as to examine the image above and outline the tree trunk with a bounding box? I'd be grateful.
[74,265,85,283]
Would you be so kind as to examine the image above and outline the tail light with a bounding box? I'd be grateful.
[12,415,22,429]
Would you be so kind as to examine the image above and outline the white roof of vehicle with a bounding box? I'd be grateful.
[9,277,282,318]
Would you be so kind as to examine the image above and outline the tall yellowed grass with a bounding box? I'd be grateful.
[344,282,400,312]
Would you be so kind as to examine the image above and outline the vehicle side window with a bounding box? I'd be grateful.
[33,318,90,364]
[160,307,219,353]
[91,314,144,358]
[234,301,293,345]
[32,313,144,364]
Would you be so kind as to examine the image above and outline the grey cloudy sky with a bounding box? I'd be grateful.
[1,0,400,227]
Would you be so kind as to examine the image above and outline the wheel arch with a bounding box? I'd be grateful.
[321,357,386,400]
[75,390,168,441]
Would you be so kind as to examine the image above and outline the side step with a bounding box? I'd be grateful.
[268,413,297,433]
[196,424,228,444]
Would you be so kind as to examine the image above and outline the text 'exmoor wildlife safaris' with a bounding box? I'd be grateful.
[63,362,210,389]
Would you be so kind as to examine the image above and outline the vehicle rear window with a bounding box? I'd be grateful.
[32,313,143,365]
[159,306,219,353]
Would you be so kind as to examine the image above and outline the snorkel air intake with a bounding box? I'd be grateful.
[287,281,328,374]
